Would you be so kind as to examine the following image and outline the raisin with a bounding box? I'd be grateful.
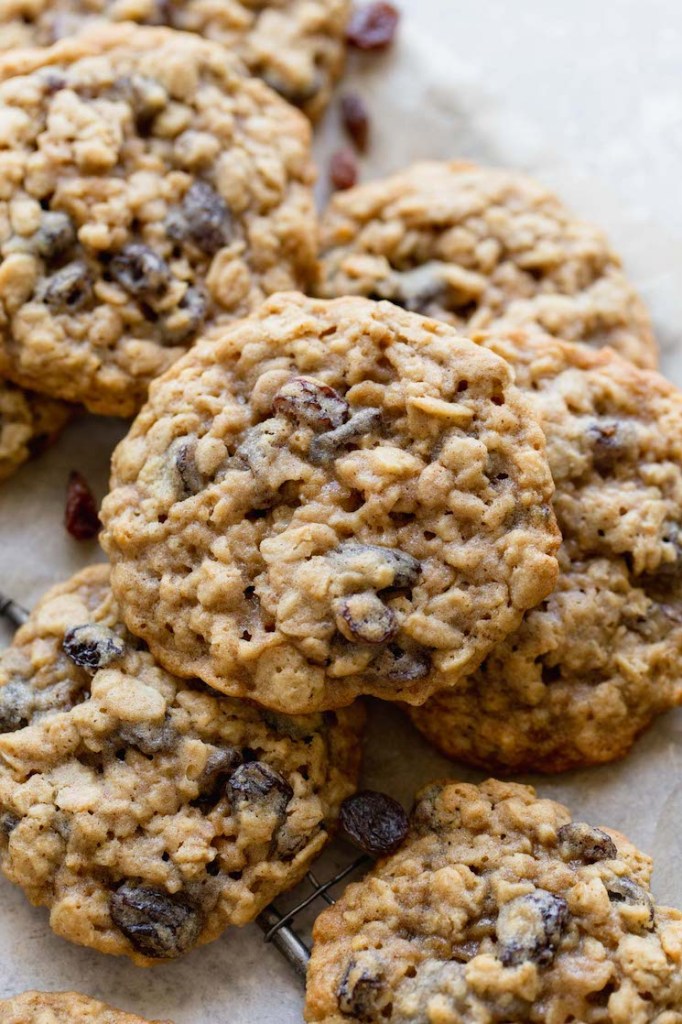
[193,747,243,807]
[341,93,370,152]
[336,543,421,589]
[162,286,207,345]
[63,624,125,672]
[118,719,175,756]
[557,822,618,863]
[586,420,634,473]
[110,244,170,299]
[227,761,293,823]
[0,680,33,734]
[273,376,349,432]
[169,435,204,499]
[0,811,19,835]
[337,954,387,1021]
[39,261,92,312]
[109,883,202,959]
[334,592,398,644]
[370,643,430,683]
[166,181,232,256]
[64,471,100,540]
[605,877,655,926]
[496,890,570,967]
[33,211,75,261]
[309,407,381,464]
[330,147,359,191]
[339,790,408,856]
[346,2,400,49]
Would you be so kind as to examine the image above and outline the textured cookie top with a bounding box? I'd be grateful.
[0,379,71,481]
[0,25,316,416]
[0,0,349,120]
[0,991,172,1024]
[317,161,657,368]
[410,333,682,772]
[101,292,560,714]
[0,564,362,965]
[305,779,682,1024]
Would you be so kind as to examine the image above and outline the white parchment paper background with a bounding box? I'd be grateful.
[2,1,682,1019]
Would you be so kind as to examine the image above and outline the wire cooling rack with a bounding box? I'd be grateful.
[0,588,369,981]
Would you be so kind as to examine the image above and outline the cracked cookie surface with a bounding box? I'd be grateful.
[0,564,362,965]
[0,0,349,120]
[305,779,682,1024]
[101,292,560,713]
[0,991,172,1024]
[410,333,682,772]
[316,161,657,369]
[0,25,316,416]
[0,379,71,480]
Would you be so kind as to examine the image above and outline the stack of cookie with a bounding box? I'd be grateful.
[0,4,682,1024]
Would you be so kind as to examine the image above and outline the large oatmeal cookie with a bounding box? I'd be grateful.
[0,0,349,120]
[101,292,560,714]
[0,379,71,481]
[316,161,657,369]
[0,991,172,1024]
[305,779,682,1024]
[0,25,316,416]
[0,564,363,965]
[410,333,682,772]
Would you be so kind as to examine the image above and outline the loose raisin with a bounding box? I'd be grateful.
[339,790,408,856]
[109,883,202,959]
[330,147,359,191]
[557,822,617,863]
[63,624,125,672]
[496,890,569,967]
[64,471,100,540]
[341,93,370,151]
[347,2,400,50]
[273,376,349,432]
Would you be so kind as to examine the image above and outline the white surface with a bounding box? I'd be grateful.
[3,2,682,1020]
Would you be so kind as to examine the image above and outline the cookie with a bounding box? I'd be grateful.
[0,379,71,481]
[0,991,172,1024]
[316,161,657,369]
[0,0,349,120]
[0,25,316,416]
[305,779,682,1024]
[100,292,560,714]
[0,564,363,965]
[410,332,682,772]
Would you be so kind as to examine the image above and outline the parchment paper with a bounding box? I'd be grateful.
[2,1,682,1019]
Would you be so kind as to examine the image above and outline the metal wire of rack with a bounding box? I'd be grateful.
[0,588,369,982]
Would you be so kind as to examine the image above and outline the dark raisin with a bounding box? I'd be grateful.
[341,93,370,151]
[273,376,349,432]
[370,643,430,683]
[330,147,359,191]
[339,790,408,857]
[336,543,421,589]
[346,1,400,49]
[166,181,232,256]
[64,471,100,540]
[496,890,570,967]
[0,811,19,834]
[586,420,633,473]
[39,261,92,312]
[0,680,33,734]
[193,747,243,807]
[337,954,387,1021]
[334,592,398,644]
[118,719,175,756]
[557,822,618,863]
[309,407,381,464]
[109,883,202,959]
[63,624,125,672]
[227,761,293,821]
[162,286,207,345]
[169,435,204,499]
[110,244,171,298]
[605,877,655,926]
[33,211,76,261]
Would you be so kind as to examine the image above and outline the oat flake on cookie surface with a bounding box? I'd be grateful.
[0,991,173,1024]
[0,0,350,120]
[0,25,316,417]
[304,779,682,1024]
[0,378,71,481]
[0,564,362,964]
[101,292,560,714]
[316,161,657,369]
[410,332,682,772]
